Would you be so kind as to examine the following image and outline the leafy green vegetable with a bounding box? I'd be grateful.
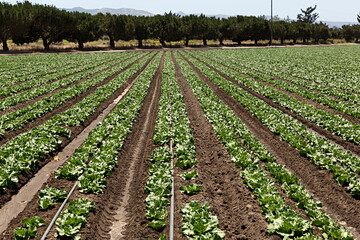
[14,216,45,240]
[179,183,202,195]
[181,170,198,180]
[38,187,67,210]
[55,198,95,239]
[181,201,225,239]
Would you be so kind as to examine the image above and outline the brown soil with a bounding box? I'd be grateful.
[173,52,281,240]
[81,52,164,240]
[0,52,149,147]
[178,51,360,238]
[0,53,156,210]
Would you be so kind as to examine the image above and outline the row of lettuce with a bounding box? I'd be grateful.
[13,52,162,239]
[190,51,360,147]
[0,52,144,137]
[0,53,112,87]
[208,50,360,111]
[185,51,360,197]
[0,53,120,97]
[145,52,224,239]
[208,47,360,94]
[175,51,354,239]
[0,52,153,192]
[0,53,130,111]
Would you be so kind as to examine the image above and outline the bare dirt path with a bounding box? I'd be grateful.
[173,52,281,240]
[82,52,164,240]
[178,51,360,238]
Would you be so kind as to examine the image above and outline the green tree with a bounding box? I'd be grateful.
[150,12,182,47]
[297,5,319,24]
[181,14,197,46]
[311,22,331,43]
[341,25,354,42]
[0,2,15,51]
[249,16,269,45]
[30,4,73,50]
[96,13,134,49]
[273,20,289,45]
[66,12,100,49]
[132,16,150,48]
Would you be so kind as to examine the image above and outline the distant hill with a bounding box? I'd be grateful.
[64,7,154,16]
[321,21,358,28]
[64,7,358,27]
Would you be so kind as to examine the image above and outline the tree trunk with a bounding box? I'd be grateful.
[42,37,50,51]
[109,36,115,49]
[203,38,207,46]
[138,39,143,48]
[160,39,166,47]
[281,38,284,45]
[293,38,297,44]
[237,40,242,45]
[78,41,84,50]
[2,38,9,51]
[255,38,258,45]
[185,37,189,47]
[219,38,224,45]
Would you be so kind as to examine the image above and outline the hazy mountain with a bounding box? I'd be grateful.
[65,7,153,16]
[321,21,358,28]
[64,7,357,27]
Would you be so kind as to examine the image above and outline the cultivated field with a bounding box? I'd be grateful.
[0,45,360,239]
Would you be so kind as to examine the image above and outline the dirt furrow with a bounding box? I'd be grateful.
[81,53,164,240]
[173,52,281,240]
[0,54,156,210]
[178,51,360,237]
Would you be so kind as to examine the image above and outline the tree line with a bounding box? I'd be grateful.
[1,2,360,51]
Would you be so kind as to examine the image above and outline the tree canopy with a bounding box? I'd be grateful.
[0,1,359,51]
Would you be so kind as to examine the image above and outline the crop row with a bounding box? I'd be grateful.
[189,51,360,146]
[56,52,160,191]
[209,47,360,94]
[0,53,125,96]
[224,52,360,104]
[0,52,156,191]
[182,52,360,197]
[198,50,360,114]
[0,53,122,86]
[56,52,161,239]
[0,52,139,112]
[175,52,354,239]
[0,52,143,138]
[12,52,161,240]
[197,50,360,123]
[0,54,89,83]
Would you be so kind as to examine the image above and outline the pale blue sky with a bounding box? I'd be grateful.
[5,0,360,22]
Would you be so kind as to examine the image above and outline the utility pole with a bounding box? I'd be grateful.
[270,0,273,45]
